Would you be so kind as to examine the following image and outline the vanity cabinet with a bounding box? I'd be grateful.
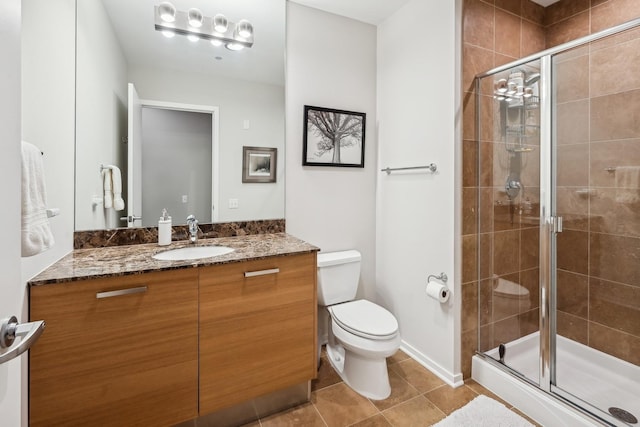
[29,269,199,427]
[199,252,317,414]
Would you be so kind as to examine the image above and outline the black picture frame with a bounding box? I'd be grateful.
[302,105,366,167]
[242,146,277,183]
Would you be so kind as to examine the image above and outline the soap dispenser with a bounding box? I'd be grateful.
[158,209,172,246]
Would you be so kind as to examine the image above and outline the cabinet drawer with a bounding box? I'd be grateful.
[30,269,199,427]
[199,253,317,414]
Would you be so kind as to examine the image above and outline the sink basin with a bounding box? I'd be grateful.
[153,246,234,261]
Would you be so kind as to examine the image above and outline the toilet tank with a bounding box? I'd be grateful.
[317,250,361,306]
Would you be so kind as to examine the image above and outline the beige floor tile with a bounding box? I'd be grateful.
[424,384,478,415]
[312,383,378,427]
[381,395,445,427]
[239,422,260,427]
[386,349,410,366]
[260,403,326,427]
[369,370,420,411]
[389,359,445,393]
[312,355,343,391]
[349,414,392,427]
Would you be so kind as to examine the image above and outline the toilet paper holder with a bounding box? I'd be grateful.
[427,272,448,284]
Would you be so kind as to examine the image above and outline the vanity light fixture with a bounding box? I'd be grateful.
[154,3,254,50]
[213,14,228,33]
[158,2,176,23]
[187,8,203,28]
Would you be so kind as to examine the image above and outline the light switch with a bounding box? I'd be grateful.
[182,195,188,203]
[243,119,250,130]
[229,198,239,209]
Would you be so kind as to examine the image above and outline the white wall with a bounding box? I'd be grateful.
[20,0,76,280]
[376,0,462,385]
[75,0,129,230]
[285,2,378,304]
[128,66,285,224]
[0,2,25,425]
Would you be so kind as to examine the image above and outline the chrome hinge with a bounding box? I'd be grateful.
[551,216,563,233]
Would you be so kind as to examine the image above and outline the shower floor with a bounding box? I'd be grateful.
[485,332,640,425]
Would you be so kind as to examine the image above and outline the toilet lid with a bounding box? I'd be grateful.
[330,300,398,340]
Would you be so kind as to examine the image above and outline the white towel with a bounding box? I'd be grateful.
[110,165,125,211]
[21,141,55,257]
[615,166,640,203]
[102,168,113,209]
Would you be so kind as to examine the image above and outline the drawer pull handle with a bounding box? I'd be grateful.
[244,268,280,278]
[96,286,148,299]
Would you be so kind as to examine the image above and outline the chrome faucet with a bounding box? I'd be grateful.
[186,215,199,243]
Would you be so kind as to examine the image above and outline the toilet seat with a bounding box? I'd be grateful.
[329,300,398,340]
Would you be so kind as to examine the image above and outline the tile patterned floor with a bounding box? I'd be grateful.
[242,348,541,426]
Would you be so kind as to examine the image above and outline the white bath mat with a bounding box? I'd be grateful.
[433,395,535,427]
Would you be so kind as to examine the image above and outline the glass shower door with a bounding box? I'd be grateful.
[476,59,542,386]
[551,29,640,425]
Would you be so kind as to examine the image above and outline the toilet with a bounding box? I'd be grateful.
[317,250,401,400]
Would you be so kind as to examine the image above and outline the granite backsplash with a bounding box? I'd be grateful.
[73,219,286,249]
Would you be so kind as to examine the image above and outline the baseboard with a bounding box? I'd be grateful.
[400,340,464,388]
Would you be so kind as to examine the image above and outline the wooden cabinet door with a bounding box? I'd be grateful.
[29,269,199,427]
[199,253,317,415]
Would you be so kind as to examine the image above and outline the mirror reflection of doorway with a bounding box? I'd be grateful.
[140,107,213,227]
[127,83,219,227]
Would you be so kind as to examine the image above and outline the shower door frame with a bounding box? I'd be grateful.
[474,16,640,427]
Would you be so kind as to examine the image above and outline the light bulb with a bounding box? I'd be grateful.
[188,34,199,42]
[237,19,253,39]
[226,42,244,51]
[213,14,228,33]
[188,8,203,28]
[162,30,175,38]
[210,39,223,47]
[158,2,176,23]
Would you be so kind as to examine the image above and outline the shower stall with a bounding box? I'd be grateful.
[471,17,640,427]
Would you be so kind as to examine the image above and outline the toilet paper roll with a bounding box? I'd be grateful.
[426,280,450,303]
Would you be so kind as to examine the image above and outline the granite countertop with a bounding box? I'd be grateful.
[29,233,319,286]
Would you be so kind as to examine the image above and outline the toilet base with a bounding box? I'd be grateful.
[326,343,391,400]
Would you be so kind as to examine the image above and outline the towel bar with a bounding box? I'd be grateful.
[381,163,437,174]
[46,208,60,218]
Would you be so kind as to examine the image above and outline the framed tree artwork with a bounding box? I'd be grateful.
[302,105,366,167]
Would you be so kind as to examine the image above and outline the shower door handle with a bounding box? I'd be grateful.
[550,216,563,233]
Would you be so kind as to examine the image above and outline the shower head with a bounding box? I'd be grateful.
[525,73,541,85]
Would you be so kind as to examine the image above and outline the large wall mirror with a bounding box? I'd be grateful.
[74,0,285,231]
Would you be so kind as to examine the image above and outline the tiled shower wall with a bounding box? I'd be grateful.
[461,0,640,378]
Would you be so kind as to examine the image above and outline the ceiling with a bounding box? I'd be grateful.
[288,0,412,25]
[289,0,562,25]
